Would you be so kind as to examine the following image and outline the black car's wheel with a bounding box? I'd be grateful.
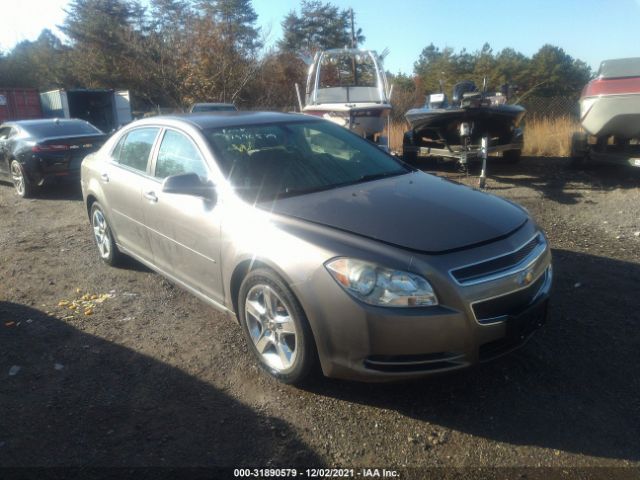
[10,160,34,198]
[90,202,122,266]
[238,268,316,384]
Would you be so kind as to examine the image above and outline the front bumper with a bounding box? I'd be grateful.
[299,228,552,382]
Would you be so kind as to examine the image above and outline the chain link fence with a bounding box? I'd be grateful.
[520,96,579,121]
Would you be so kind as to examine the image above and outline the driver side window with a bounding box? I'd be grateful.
[154,130,208,180]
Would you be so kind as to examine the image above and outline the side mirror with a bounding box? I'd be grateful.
[162,173,216,203]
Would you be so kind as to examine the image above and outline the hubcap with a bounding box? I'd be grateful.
[92,209,111,259]
[10,162,24,196]
[245,284,298,372]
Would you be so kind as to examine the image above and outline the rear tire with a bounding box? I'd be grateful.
[90,202,122,266]
[502,149,521,163]
[402,131,418,165]
[10,160,34,198]
[569,132,589,169]
[238,268,316,385]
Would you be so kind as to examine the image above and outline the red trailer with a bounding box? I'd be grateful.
[0,88,42,123]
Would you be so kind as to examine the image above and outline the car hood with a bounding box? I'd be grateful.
[262,171,528,254]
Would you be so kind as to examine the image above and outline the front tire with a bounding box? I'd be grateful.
[238,268,316,384]
[10,160,34,198]
[90,202,122,266]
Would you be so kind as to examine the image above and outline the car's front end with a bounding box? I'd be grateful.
[287,220,551,381]
[239,165,552,382]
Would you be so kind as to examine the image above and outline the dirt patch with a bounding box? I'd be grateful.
[1,157,639,470]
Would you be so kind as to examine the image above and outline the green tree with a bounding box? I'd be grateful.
[526,44,591,98]
[279,1,364,55]
[61,0,143,88]
[197,0,261,53]
[0,29,73,89]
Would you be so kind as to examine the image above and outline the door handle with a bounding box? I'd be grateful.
[100,173,109,182]
[143,190,158,203]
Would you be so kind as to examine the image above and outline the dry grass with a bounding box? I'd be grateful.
[523,115,581,157]
[383,115,581,157]
[383,120,408,153]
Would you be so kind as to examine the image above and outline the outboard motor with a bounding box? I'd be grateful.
[452,81,478,106]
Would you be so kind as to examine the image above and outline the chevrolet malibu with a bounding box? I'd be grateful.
[81,112,552,384]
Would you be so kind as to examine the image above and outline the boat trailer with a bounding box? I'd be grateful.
[403,129,523,188]
[571,132,640,168]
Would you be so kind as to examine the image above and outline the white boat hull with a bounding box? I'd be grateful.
[581,93,640,138]
[303,103,391,138]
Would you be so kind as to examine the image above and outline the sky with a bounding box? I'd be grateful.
[2,0,640,75]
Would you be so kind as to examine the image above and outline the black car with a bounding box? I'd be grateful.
[0,118,106,198]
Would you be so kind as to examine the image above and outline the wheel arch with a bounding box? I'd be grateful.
[86,194,98,219]
[229,257,297,319]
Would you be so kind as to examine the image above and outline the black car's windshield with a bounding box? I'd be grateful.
[205,120,409,202]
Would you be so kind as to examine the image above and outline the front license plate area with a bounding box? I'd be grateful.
[506,299,548,341]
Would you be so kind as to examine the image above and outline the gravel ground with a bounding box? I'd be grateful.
[1,157,639,475]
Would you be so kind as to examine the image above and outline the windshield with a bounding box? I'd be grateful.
[319,52,378,88]
[205,120,409,203]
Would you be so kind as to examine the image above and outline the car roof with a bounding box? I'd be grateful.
[136,111,317,130]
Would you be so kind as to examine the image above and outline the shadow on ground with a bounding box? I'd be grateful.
[0,302,321,467]
[304,248,640,461]
[416,156,640,205]
[0,181,83,201]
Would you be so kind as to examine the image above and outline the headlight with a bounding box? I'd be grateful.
[325,258,438,307]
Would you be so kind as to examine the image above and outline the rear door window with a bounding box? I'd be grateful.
[154,129,208,179]
[117,127,160,173]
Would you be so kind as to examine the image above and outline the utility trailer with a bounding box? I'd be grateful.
[40,89,132,133]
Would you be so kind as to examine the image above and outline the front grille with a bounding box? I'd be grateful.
[472,271,546,323]
[452,235,542,284]
[364,352,467,373]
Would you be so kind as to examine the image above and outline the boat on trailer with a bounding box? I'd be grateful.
[572,57,640,168]
[302,49,392,142]
[403,80,525,169]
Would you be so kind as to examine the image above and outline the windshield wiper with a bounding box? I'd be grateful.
[276,184,336,199]
[357,170,408,183]
[271,170,409,200]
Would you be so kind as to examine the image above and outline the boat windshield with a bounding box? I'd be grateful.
[205,120,409,203]
[314,51,384,104]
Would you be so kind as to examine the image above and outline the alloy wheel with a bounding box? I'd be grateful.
[244,284,298,372]
[92,208,111,259]
[10,161,25,196]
